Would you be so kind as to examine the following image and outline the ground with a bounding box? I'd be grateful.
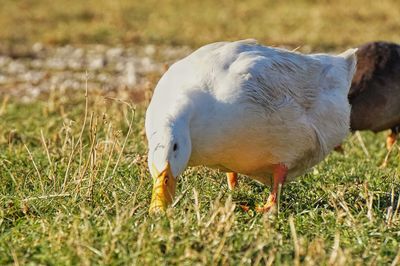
[0,1,400,265]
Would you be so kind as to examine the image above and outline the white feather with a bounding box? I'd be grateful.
[146,40,357,184]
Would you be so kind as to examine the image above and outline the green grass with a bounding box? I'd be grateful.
[0,90,399,265]
[1,0,400,51]
[1,0,400,264]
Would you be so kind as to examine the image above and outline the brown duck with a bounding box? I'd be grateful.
[349,41,400,150]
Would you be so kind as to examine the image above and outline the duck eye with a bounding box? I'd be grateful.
[173,143,178,151]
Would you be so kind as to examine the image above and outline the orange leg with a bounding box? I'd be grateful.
[386,131,397,150]
[256,163,288,213]
[226,172,238,190]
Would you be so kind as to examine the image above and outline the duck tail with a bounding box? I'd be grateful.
[339,48,358,88]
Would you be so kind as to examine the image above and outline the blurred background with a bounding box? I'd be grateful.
[1,0,400,101]
[2,0,400,49]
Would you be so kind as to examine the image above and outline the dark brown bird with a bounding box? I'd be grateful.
[349,41,400,150]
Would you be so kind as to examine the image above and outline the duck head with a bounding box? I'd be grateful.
[147,120,191,214]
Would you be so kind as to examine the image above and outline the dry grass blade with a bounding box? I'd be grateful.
[289,216,300,266]
[329,232,341,265]
[391,247,400,266]
[355,131,370,158]
[24,143,44,190]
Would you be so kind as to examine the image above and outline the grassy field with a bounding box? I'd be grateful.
[0,88,399,265]
[1,0,400,51]
[1,0,400,265]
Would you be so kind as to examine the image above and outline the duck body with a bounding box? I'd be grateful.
[146,40,357,187]
[349,41,400,133]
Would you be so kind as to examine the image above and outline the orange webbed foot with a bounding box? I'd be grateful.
[256,163,287,214]
[255,194,277,213]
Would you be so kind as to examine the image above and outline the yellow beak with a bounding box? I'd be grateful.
[149,162,176,214]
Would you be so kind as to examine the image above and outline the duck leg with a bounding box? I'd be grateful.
[226,172,238,190]
[381,126,399,168]
[256,163,288,213]
[386,126,399,150]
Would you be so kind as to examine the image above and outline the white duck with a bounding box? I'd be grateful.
[146,40,357,213]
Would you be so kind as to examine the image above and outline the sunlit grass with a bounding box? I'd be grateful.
[0,88,399,264]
